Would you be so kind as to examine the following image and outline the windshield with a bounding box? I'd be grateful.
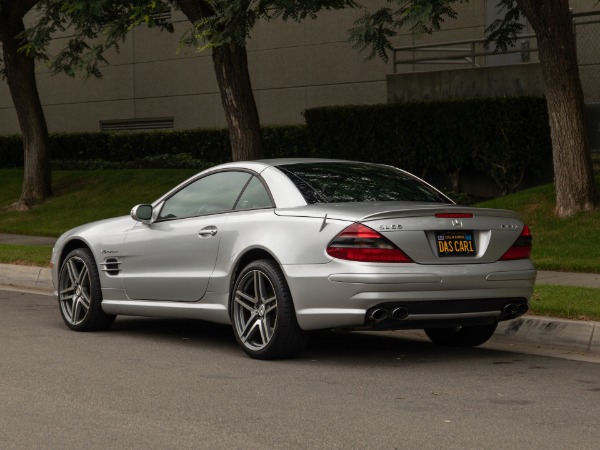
[278,162,451,204]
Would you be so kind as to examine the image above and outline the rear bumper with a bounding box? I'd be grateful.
[363,297,529,330]
[281,260,536,331]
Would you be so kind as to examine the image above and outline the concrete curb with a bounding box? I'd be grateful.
[1,263,598,355]
[0,263,53,291]
[496,316,600,354]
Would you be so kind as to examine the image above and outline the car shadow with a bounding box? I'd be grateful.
[111,316,237,346]
[108,317,524,367]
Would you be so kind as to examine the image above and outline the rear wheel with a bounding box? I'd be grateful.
[232,259,309,359]
[58,248,116,331]
[424,323,498,347]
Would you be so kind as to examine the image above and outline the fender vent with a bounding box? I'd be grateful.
[100,258,121,276]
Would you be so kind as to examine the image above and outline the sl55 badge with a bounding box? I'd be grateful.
[379,224,402,230]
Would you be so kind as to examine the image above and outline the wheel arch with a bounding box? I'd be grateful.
[59,239,92,270]
[228,254,309,358]
[228,248,279,318]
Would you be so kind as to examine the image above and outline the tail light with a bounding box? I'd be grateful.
[327,223,413,263]
[500,225,532,260]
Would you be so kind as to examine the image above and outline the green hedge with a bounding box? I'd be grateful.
[0,97,552,194]
[304,97,552,194]
[0,134,24,168]
[0,126,310,168]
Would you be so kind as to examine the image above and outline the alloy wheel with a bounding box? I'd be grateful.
[59,256,92,326]
[233,269,278,351]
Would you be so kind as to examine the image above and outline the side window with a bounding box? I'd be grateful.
[158,171,252,220]
[234,176,274,210]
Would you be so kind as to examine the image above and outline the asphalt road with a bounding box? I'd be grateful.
[2,290,600,450]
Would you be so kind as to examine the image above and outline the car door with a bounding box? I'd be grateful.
[122,171,253,302]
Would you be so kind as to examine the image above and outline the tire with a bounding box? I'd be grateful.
[424,323,498,347]
[231,259,309,359]
[58,248,116,331]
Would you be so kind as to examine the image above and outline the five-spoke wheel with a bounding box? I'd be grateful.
[232,260,308,359]
[58,248,115,331]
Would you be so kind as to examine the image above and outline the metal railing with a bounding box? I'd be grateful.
[392,34,537,71]
[573,10,600,24]
[392,10,600,73]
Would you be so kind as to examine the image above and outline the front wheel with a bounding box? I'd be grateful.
[232,259,309,359]
[58,248,116,331]
[424,323,498,347]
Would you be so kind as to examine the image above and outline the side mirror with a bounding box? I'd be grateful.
[131,204,153,224]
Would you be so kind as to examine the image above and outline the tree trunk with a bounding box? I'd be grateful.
[212,44,264,161]
[517,0,597,217]
[176,0,264,161]
[1,19,52,209]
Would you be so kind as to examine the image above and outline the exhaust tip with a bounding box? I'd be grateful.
[391,307,409,320]
[369,308,388,322]
[504,303,528,316]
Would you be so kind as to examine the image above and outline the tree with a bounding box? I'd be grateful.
[514,0,596,216]
[349,0,597,217]
[27,0,356,162]
[0,0,52,210]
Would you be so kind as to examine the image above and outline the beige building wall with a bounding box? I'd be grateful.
[0,3,391,134]
[0,1,598,134]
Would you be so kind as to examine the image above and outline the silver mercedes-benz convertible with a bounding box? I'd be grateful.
[51,159,536,359]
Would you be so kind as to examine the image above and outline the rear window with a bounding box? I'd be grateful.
[278,162,450,204]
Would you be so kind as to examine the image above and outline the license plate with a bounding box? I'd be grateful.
[435,231,476,257]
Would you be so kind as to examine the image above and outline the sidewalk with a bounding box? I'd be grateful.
[0,233,56,246]
[536,270,600,288]
[1,233,599,355]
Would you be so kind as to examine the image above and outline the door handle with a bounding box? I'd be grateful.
[198,226,218,237]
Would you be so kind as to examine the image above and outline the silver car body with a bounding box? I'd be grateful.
[50,159,536,331]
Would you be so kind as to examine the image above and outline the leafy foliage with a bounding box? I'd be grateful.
[186,0,356,49]
[22,1,168,78]
[21,0,357,77]
[485,0,524,52]
[348,0,524,62]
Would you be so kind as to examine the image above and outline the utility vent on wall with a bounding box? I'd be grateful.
[100,117,175,132]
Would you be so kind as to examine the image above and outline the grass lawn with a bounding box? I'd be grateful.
[0,168,196,236]
[0,244,53,266]
[531,284,600,321]
[1,167,599,321]
[477,175,600,273]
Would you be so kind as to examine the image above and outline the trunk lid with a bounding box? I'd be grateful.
[276,202,525,264]
[362,206,523,264]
